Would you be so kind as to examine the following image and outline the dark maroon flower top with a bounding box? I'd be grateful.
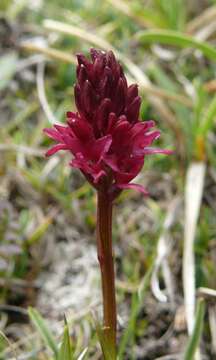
[44,49,171,198]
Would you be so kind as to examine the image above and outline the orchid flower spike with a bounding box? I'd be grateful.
[44,48,172,199]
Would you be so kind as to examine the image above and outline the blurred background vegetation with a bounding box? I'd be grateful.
[0,0,216,359]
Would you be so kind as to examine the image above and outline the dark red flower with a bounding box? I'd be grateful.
[44,49,171,198]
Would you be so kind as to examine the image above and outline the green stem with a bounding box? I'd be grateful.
[96,190,117,356]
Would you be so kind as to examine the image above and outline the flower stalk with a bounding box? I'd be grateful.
[96,189,116,353]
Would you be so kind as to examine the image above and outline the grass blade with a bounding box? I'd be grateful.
[184,299,205,360]
[198,94,216,137]
[28,307,58,358]
[57,319,74,360]
[183,163,206,335]
[77,347,88,360]
[136,30,216,61]
[0,52,17,90]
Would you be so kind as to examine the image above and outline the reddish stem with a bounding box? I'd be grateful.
[96,189,117,353]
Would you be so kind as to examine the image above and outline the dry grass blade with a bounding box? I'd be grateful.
[106,0,132,18]
[141,84,193,108]
[183,162,206,336]
[0,143,45,157]
[151,197,181,305]
[208,305,216,355]
[43,19,115,54]
[37,61,57,124]
[16,54,46,72]
[186,5,216,34]
[20,41,77,64]
[193,21,216,42]
[197,287,216,299]
[204,79,216,93]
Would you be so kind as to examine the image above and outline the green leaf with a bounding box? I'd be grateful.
[136,30,216,62]
[198,95,216,137]
[26,215,53,246]
[0,52,17,91]
[57,320,74,360]
[28,307,58,358]
[184,299,205,360]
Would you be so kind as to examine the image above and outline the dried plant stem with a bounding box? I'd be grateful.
[96,190,117,355]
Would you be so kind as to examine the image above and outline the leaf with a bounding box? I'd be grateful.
[77,347,88,360]
[136,30,216,62]
[0,53,17,91]
[184,299,205,360]
[26,213,55,246]
[198,94,216,137]
[28,307,58,358]
[183,163,206,334]
[57,320,74,360]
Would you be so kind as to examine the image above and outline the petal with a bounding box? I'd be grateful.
[101,66,113,98]
[103,154,119,172]
[106,51,118,73]
[117,183,149,195]
[92,169,106,183]
[43,128,63,142]
[65,137,84,154]
[125,96,141,123]
[74,84,83,115]
[113,78,126,114]
[127,84,138,104]
[45,143,68,156]
[68,116,93,141]
[77,64,88,86]
[96,98,112,132]
[131,121,156,137]
[54,124,69,134]
[83,80,98,114]
[133,131,161,155]
[142,147,173,155]
[113,157,144,184]
[71,155,106,183]
[76,53,91,69]
[90,48,104,61]
[107,113,118,133]
[91,135,112,161]
[112,120,131,142]
[93,55,105,79]
[66,111,77,119]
